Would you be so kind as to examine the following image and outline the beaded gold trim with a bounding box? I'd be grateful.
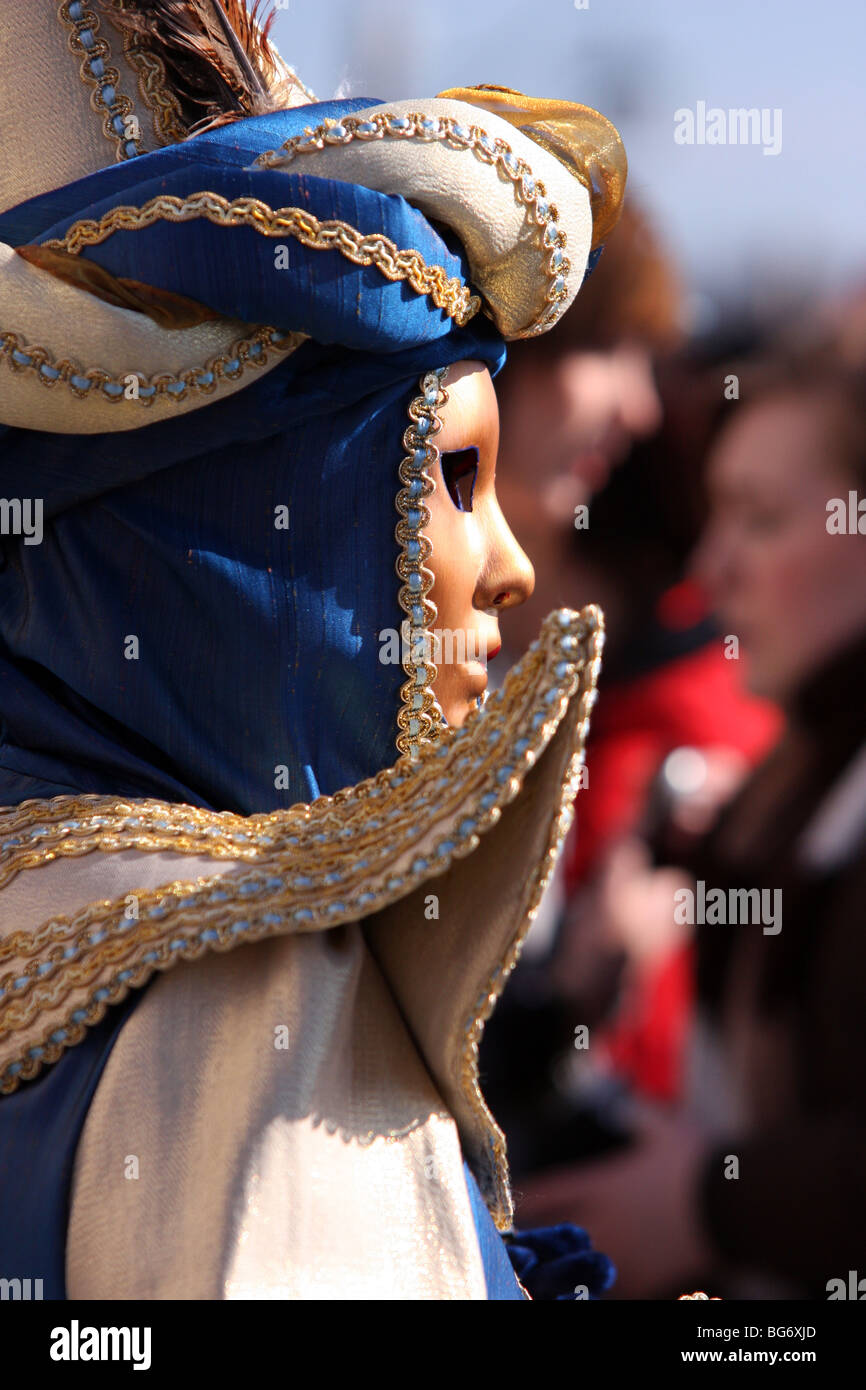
[463,625,601,1227]
[43,192,481,328]
[57,0,143,162]
[0,606,602,1102]
[106,0,189,147]
[395,366,450,757]
[0,324,303,405]
[255,110,573,338]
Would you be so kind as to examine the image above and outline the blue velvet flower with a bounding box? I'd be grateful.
[504,1223,617,1301]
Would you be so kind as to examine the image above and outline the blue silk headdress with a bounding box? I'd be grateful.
[0,5,627,816]
[0,104,508,814]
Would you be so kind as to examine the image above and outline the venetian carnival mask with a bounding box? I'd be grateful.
[0,14,624,1260]
[0,0,626,805]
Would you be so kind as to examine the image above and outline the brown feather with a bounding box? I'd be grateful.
[97,1,285,134]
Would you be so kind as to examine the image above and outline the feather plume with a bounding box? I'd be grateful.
[98,1,290,134]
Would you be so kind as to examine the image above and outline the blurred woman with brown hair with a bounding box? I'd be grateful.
[518,358,866,1299]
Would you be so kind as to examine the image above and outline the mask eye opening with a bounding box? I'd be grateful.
[441,446,479,513]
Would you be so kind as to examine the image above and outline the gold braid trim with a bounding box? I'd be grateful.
[255,109,572,338]
[0,607,602,1098]
[460,629,602,1227]
[42,192,481,329]
[106,0,190,146]
[57,0,143,161]
[0,324,304,406]
[395,367,449,757]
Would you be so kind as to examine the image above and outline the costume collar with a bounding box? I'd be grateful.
[0,604,603,1227]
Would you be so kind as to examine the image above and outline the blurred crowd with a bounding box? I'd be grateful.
[482,203,866,1299]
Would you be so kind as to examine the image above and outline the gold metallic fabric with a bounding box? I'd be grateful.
[436,85,628,249]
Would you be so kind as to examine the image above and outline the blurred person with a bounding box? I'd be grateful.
[493,201,679,659]
[517,359,866,1299]
[552,362,781,1110]
[481,347,780,1176]
[478,202,685,1175]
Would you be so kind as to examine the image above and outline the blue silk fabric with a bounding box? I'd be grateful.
[0,100,506,812]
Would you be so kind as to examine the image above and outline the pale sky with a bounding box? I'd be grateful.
[272,0,866,328]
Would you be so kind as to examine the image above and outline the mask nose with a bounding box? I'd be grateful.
[479,507,535,612]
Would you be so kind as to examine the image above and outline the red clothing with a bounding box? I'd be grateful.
[567,640,780,893]
[566,632,780,1100]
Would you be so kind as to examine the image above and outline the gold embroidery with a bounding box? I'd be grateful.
[0,606,602,1094]
[395,367,449,758]
[462,632,602,1228]
[57,0,143,161]
[106,0,189,147]
[43,192,481,328]
[0,324,303,405]
[255,110,572,338]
